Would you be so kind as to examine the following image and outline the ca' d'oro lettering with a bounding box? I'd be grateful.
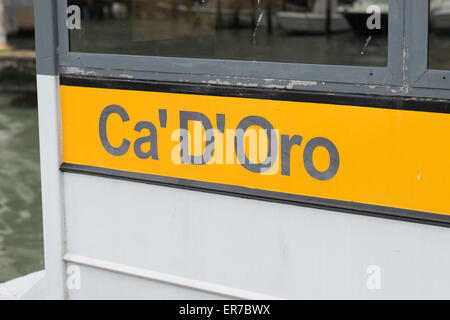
[304,137,340,181]
[98,104,340,181]
[99,104,159,160]
[180,111,215,165]
[235,115,278,174]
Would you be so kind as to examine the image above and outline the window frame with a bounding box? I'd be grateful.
[57,0,405,89]
[408,0,450,90]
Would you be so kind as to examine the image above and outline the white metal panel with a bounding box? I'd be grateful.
[36,75,66,299]
[63,173,450,299]
[63,254,278,300]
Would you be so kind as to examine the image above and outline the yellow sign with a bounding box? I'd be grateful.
[61,85,450,217]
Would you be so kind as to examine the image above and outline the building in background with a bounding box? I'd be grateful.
[0,0,34,50]
[4,0,34,33]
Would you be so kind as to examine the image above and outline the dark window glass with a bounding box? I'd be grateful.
[68,0,389,66]
[429,0,450,70]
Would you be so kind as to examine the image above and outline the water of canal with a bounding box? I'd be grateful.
[0,93,43,283]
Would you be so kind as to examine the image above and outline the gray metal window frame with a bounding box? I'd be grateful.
[407,0,450,90]
[56,0,405,89]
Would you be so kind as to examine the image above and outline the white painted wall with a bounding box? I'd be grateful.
[62,172,450,299]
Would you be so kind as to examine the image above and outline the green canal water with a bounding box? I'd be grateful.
[0,93,43,283]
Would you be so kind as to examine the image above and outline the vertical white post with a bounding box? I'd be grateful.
[36,75,66,299]
[34,0,66,299]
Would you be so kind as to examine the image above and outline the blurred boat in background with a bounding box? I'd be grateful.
[277,0,350,34]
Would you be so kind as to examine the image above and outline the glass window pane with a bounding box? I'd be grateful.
[68,0,389,67]
[429,0,450,70]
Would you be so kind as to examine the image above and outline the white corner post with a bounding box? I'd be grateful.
[33,0,66,299]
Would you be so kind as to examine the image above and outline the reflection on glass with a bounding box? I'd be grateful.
[430,0,450,70]
[68,0,389,66]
